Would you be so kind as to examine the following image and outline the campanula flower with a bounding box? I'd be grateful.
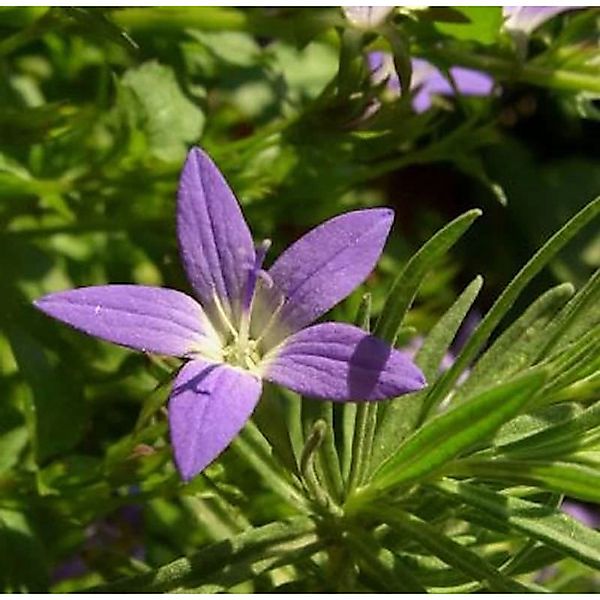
[35,147,425,481]
[368,52,495,113]
[503,6,573,37]
[342,6,394,29]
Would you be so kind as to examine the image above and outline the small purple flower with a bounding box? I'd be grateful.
[503,7,573,37]
[562,500,600,529]
[35,147,425,481]
[342,6,394,29]
[368,52,494,113]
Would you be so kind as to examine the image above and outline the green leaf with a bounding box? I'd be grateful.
[232,421,310,512]
[339,292,372,492]
[371,209,482,467]
[375,208,481,344]
[301,398,344,502]
[452,458,600,504]
[434,7,503,45]
[498,400,600,458]
[119,61,205,162]
[376,508,536,593]
[90,517,317,593]
[0,509,48,592]
[345,530,427,593]
[415,275,483,383]
[456,283,574,400]
[6,327,86,463]
[421,195,600,419]
[434,478,600,570]
[366,370,546,495]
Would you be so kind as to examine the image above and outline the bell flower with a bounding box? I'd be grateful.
[34,147,425,481]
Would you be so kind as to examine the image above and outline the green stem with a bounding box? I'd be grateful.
[89,517,317,593]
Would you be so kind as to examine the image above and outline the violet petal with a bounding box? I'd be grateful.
[503,6,572,36]
[263,322,426,401]
[177,147,255,328]
[169,359,261,480]
[34,285,219,358]
[254,209,393,346]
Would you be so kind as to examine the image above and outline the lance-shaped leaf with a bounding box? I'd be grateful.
[455,282,574,400]
[434,478,600,570]
[415,275,483,383]
[374,508,536,593]
[34,284,218,358]
[90,517,317,593]
[451,458,600,503]
[367,370,545,494]
[420,195,600,419]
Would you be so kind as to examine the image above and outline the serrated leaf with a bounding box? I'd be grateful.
[456,283,574,400]
[367,370,546,494]
[434,478,600,571]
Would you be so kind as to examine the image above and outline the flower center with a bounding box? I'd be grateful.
[207,239,276,374]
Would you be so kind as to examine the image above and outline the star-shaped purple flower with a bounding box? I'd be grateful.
[34,147,425,481]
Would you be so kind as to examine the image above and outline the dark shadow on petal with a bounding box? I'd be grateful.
[348,335,391,400]
[171,363,220,398]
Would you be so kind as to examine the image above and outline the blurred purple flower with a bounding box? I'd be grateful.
[52,503,144,584]
[368,52,495,113]
[342,6,394,29]
[503,6,573,37]
[562,500,600,529]
[35,147,425,481]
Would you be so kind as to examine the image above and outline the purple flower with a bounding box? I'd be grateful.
[342,6,394,29]
[503,7,573,37]
[562,500,600,529]
[35,147,425,481]
[368,52,494,113]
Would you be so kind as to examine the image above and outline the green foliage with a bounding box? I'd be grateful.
[0,5,599,594]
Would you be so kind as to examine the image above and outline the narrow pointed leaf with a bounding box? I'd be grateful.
[434,478,600,570]
[452,458,600,503]
[498,399,600,458]
[369,370,546,493]
[415,275,483,383]
[376,508,535,593]
[375,208,481,344]
[421,195,600,419]
[90,517,316,593]
[456,282,574,400]
[232,421,311,511]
